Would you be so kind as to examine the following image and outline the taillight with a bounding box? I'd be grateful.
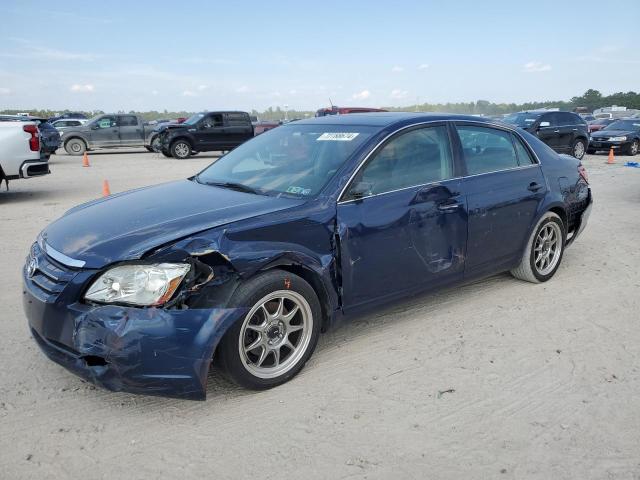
[23,124,40,151]
[578,164,589,184]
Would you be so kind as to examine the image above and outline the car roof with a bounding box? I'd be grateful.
[293,112,496,127]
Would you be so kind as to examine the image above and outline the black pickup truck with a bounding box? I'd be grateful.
[60,114,156,155]
[156,111,254,159]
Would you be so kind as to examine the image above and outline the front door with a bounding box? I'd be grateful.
[194,113,225,151]
[90,116,119,146]
[337,124,467,309]
[453,123,548,277]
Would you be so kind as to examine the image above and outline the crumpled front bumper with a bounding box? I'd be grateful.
[23,263,246,400]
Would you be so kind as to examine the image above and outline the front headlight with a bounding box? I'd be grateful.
[609,136,627,141]
[85,263,191,306]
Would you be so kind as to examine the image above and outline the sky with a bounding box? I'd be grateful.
[1,0,639,112]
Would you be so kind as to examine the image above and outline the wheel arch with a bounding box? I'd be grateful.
[64,135,88,148]
[259,263,335,333]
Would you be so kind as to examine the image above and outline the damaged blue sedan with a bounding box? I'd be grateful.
[23,113,592,400]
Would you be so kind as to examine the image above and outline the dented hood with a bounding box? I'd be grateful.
[42,179,303,268]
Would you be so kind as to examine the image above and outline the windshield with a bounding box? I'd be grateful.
[604,120,640,131]
[502,113,542,127]
[195,124,376,197]
[183,113,205,125]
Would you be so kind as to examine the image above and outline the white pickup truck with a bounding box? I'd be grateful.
[0,121,50,189]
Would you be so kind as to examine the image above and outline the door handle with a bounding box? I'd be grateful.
[572,128,578,131]
[553,129,560,133]
[528,182,542,192]
[437,200,460,212]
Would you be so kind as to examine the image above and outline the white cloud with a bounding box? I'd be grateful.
[418,63,429,70]
[352,90,371,100]
[0,87,11,95]
[391,65,404,72]
[235,85,250,93]
[151,90,159,96]
[197,84,208,91]
[523,61,551,73]
[289,89,297,95]
[390,89,408,100]
[70,84,94,92]
[182,90,197,97]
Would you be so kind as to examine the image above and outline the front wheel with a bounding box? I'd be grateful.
[144,146,153,152]
[572,138,586,159]
[170,140,192,159]
[218,270,321,389]
[511,211,565,283]
[626,140,639,156]
[64,138,86,156]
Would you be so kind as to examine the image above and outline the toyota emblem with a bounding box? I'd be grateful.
[27,256,38,278]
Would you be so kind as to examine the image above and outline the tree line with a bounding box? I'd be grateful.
[2,89,639,121]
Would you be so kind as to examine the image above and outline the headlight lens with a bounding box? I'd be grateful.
[85,263,190,306]
[609,136,627,141]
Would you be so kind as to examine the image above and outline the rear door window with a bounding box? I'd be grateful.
[512,134,536,165]
[456,125,519,175]
[118,115,138,127]
[226,113,249,126]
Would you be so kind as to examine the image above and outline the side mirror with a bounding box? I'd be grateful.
[348,181,373,200]
[538,121,551,128]
[91,124,99,130]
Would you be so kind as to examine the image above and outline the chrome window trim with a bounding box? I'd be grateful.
[338,164,540,205]
[337,119,541,204]
[42,242,86,268]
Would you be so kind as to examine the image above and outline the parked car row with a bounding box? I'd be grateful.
[502,110,640,158]
[0,120,50,188]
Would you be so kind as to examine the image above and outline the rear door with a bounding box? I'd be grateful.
[337,123,467,308]
[90,116,119,147]
[117,115,143,145]
[223,113,253,148]
[454,123,547,277]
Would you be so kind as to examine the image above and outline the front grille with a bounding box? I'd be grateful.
[26,243,78,302]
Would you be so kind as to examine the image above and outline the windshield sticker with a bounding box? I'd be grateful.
[317,132,360,141]
[286,186,312,195]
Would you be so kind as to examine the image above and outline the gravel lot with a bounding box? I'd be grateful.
[0,149,638,479]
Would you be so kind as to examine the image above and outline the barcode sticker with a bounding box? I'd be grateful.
[317,132,360,141]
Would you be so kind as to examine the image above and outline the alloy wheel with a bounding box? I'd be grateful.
[534,222,562,276]
[238,291,313,379]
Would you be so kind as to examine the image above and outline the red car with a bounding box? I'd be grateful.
[315,106,387,117]
[588,118,614,133]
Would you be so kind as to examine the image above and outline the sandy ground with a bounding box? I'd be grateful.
[0,149,639,480]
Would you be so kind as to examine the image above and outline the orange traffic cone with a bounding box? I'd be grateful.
[102,180,111,197]
[82,152,90,167]
[607,147,615,164]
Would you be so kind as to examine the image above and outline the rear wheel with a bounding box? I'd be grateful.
[170,140,191,159]
[64,138,86,156]
[218,270,321,389]
[511,212,565,283]
[572,138,586,159]
[626,140,639,156]
[144,146,153,152]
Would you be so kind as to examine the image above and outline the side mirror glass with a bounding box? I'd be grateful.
[538,121,551,128]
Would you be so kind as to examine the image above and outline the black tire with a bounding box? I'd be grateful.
[170,140,192,159]
[161,149,172,158]
[191,151,199,156]
[511,212,566,283]
[64,138,86,156]
[571,138,586,159]
[144,146,153,152]
[626,140,639,156]
[217,270,322,389]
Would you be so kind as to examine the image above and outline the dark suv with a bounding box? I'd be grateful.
[503,111,589,159]
[157,111,254,159]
